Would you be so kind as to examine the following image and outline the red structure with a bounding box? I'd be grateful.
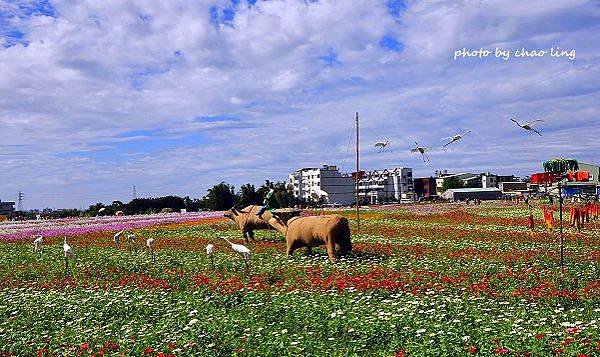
[530,171,590,184]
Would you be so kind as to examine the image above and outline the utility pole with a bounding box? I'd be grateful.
[558,181,564,269]
[17,191,24,211]
[133,185,137,200]
[355,112,360,233]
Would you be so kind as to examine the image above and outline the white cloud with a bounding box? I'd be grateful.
[0,0,598,208]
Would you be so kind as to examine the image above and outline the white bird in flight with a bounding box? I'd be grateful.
[442,130,471,147]
[374,140,390,152]
[510,118,543,136]
[410,141,432,162]
[220,236,251,270]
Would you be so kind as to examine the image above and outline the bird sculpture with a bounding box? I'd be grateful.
[146,238,155,262]
[206,244,215,269]
[113,229,125,248]
[410,141,432,162]
[442,130,471,147]
[127,233,136,252]
[220,236,251,270]
[510,118,543,136]
[33,235,43,256]
[374,140,390,152]
[63,236,75,274]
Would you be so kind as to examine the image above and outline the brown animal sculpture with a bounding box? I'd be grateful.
[268,214,352,263]
[223,205,274,242]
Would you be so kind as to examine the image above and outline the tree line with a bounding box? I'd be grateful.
[83,180,295,216]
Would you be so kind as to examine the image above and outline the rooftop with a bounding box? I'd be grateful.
[444,187,501,193]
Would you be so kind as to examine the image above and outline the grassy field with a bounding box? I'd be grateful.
[1,203,599,356]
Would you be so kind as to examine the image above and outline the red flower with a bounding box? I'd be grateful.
[80,341,90,350]
[37,349,48,357]
[167,343,177,350]
[144,347,155,354]
[157,353,166,357]
[553,348,564,354]
[535,333,545,340]
[577,354,589,357]
[236,347,245,353]
[395,349,408,357]
[496,348,509,355]
[566,327,582,334]
[469,346,477,354]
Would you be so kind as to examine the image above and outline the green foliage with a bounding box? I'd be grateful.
[258,180,295,208]
[85,196,204,216]
[202,182,237,211]
[237,183,262,207]
[441,176,463,192]
[543,158,579,173]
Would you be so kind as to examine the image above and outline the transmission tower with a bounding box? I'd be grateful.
[17,191,24,211]
[133,185,137,200]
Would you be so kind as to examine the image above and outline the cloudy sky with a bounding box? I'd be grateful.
[1,0,599,209]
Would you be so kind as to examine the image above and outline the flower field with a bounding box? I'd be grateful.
[1,203,600,356]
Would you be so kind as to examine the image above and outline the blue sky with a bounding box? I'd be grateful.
[0,0,599,209]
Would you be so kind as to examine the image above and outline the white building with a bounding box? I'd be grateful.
[358,167,415,204]
[289,165,355,205]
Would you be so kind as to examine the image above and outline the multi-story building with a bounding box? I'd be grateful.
[289,165,355,205]
[0,199,15,215]
[435,171,520,194]
[357,168,415,204]
[289,165,416,205]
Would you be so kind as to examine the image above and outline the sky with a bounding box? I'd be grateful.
[0,0,599,209]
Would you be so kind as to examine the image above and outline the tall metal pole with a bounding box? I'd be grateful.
[355,112,360,233]
[558,181,564,269]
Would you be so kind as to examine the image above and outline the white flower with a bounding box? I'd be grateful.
[188,319,198,326]
[416,329,426,334]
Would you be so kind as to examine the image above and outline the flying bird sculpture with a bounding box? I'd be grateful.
[374,140,390,152]
[511,118,543,136]
[442,130,471,147]
[410,142,432,162]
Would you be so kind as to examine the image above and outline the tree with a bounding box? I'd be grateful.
[441,176,463,192]
[237,184,262,207]
[203,182,236,211]
[87,202,107,216]
[258,180,294,209]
